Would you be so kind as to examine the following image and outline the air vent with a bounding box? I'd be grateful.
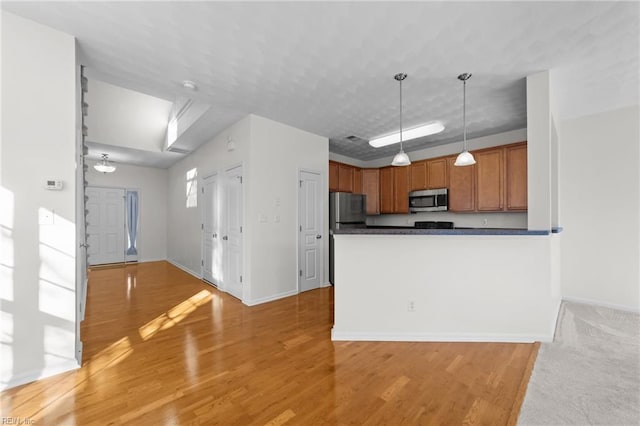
[345,135,368,143]
[166,146,190,154]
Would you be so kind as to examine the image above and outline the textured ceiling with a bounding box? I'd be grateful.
[3,1,638,164]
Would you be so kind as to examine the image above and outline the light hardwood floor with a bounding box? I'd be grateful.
[1,261,538,425]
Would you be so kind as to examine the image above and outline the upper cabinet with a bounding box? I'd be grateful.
[475,149,504,211]
[338,164,354,192]
[329,162,339,192]
[448,156,476,212]
[362,169,380,215]
[329,141,526,214]
[409,161,427,191]
[379,167,394,213]
[427,158,448,189]
[393,166,410,214]
[353,168,363,194]
[506,144,528,210]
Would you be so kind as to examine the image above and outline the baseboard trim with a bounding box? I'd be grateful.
[167,259,202,279]
[562,296,640,313]
[331,329,552,343]
[321,282,333,288]
[1,360,79,391]
[244,289,298,307]
[138,257,167,264]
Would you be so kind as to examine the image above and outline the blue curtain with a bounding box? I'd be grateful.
[126,191,138,256]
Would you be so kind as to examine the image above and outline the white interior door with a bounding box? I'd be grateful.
[202,174,221,285]
[224,166,243,300]
[86,187,125,265]
[298,170,323,292]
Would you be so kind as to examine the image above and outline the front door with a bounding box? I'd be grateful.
[202,174,220,285]
[298,170,323,292]
[86,187,125,265]
[224,166,243,300]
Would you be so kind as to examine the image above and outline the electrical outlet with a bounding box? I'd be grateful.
[407,300,415,312]
[483,218,488,227]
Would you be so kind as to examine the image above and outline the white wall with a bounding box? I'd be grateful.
[1,12,78,389]
[333,234,560,342]
[527,72,553,231]
[247,115,329,304]
[87,163,168,262]
[166,114,329,305]
[559,105,640,311]
[167,116,251,277]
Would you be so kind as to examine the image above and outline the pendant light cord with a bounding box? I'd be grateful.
[399,77,403,151]
[463,78,467,151]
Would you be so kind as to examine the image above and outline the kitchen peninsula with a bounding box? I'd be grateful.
[331,227,562,343]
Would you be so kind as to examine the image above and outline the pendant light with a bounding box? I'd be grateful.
[391,73,411,167]
[94,153,116,173]
[454,73,476,167]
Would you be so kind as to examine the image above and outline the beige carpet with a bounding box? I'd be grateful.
[518,301,640,425]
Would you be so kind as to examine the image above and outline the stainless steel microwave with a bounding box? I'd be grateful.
[409,188,448,212]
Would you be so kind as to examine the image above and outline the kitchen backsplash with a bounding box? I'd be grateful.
[367,211,528,229]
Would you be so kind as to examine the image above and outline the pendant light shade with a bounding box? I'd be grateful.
[454,73,476,167]
[392,150,411,166]
[94,153,116,173]
[391,73,410,167]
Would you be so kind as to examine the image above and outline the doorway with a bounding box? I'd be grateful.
[224,165,244,300]
[202,173,221,286]
[86,186,139,266]
[298,170,323,292]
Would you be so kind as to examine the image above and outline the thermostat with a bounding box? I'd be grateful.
[45,180,63,190]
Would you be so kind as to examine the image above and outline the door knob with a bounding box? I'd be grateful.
[316,234,322,239]
[222,236,228,240]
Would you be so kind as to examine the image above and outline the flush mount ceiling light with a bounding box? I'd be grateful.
[369,121,445,148]
[390,73,411,167]
[454,73,476,167]
[182,80,197,91]
[94,153,116,173]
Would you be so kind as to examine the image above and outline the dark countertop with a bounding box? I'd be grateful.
[333,227,551,236]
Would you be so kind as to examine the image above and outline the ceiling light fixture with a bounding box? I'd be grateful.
[94,153,116,173]
[454,73,476,167]
[182,80,197,91]
[369,121,445,148]
[391,73,411,167]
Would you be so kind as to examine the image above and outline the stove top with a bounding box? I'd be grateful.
[414,221,455,229]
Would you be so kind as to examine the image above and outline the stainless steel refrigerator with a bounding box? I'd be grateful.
[329,192,367,285]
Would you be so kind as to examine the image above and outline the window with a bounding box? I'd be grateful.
[186,168,198,208]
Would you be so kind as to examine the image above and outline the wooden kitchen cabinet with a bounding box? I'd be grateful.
[448,156,476,212]
[506,144,528,210]
[409,161,427,191]
[427,158,448,188]
[379,167,394,213]
[476,149,504,211]
[362,169,380,214]
[393,166,410,213]
[338,164,354,192]
[329,161,339,192]
[353,168,363,193]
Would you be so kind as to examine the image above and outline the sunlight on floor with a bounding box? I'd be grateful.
[138,289,212,341]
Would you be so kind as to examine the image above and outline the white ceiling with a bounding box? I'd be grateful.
[3,1,638,165]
